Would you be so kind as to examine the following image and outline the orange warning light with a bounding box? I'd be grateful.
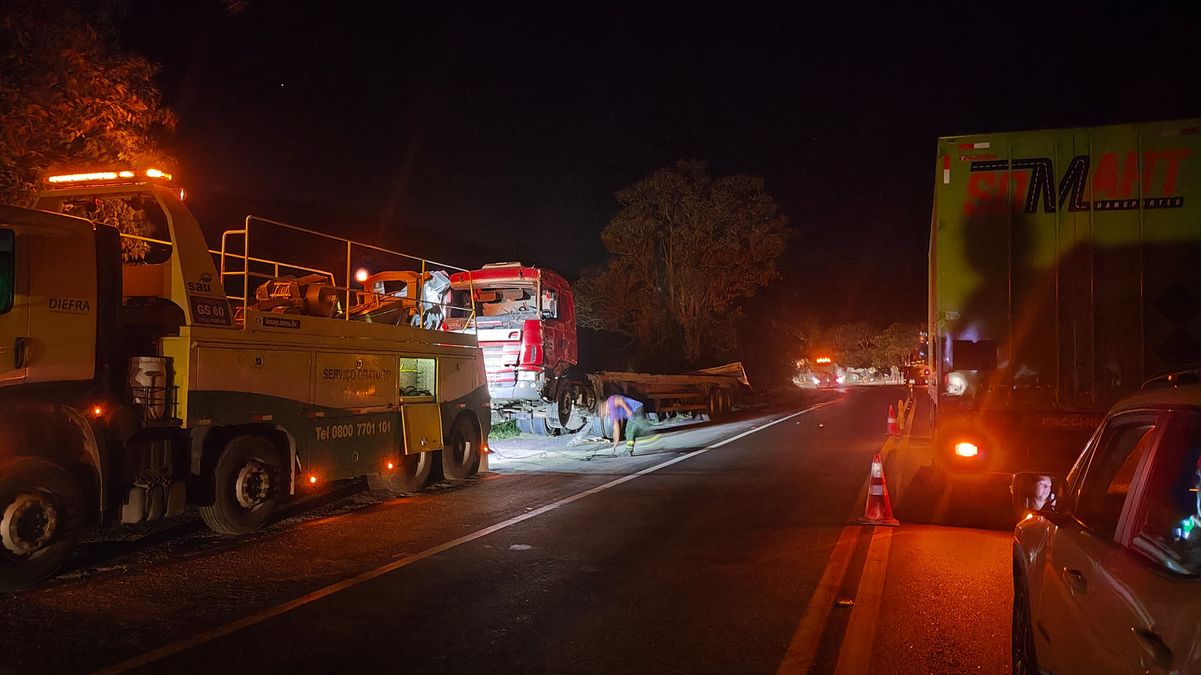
[306,473,319,486]
[815,357,832,364]
[954,441,979,458]
[386,461,395,471]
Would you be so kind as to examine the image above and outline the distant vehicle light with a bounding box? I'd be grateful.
[946,371,968,396]
[306,473,319,486]
[811,376,821,385]
[954,441,979,458]
[385,460,395,471]
[89,404,106,418]
[836,375,845,384]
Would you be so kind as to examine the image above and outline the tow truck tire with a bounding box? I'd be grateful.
[368,451,435,495]
[443,414,482,480]
[200,435,285,536]
[0,457,84,591]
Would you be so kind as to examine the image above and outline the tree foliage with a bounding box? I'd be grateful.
[577,161,789,366]
[814,321,920,368]
[0,0,175,207]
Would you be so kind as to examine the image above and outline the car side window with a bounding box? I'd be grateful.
[1130,411,1201,575]
[1075,415,1158,540]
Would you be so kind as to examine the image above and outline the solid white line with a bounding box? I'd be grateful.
[95,400,837,674]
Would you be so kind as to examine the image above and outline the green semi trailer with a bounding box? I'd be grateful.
[928,119,1201,474]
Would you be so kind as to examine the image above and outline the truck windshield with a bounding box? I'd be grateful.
[470,285,539,325]
[0,229,13,314]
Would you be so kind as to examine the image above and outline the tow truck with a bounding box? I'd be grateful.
[0,168,490,588]
[445,263,746,436]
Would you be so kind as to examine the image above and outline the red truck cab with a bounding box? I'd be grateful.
[448,263,578,424]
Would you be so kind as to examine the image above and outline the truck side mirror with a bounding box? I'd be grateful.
[0,229,13,314]
[1011,472,1067,519]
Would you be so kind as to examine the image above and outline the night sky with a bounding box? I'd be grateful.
[121,1,1201,327]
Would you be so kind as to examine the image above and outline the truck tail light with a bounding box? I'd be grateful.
[520,319,544,366]
[954,441,980,458]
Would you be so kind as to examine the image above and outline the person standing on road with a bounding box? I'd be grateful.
[607,393,649,455]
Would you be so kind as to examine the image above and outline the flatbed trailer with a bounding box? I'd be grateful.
[448,263,747,437]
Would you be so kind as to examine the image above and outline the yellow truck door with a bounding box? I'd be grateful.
[0,226,29,384]
[23,222,98,384]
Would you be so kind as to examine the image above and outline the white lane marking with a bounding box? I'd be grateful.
[833,526,894,675]
[95,401,838,674]
[775,525,860,674]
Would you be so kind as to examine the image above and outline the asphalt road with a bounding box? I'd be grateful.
[0,387,1014,674]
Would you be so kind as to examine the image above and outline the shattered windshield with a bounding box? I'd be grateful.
[473,285,538,325]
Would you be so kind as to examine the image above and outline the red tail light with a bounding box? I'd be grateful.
[520,319,544,366]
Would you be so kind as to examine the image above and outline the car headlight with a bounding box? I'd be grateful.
[945,371,968,396]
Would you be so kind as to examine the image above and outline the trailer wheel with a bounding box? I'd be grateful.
[590,413,614,440]
[517,418,558,436]
[443,414,482,480]
[708,388,724,421]
[368,451,435,495]
[200,435,285,535]
[0,457,84,591]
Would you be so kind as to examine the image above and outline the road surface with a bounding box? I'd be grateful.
[0,387,1014,674]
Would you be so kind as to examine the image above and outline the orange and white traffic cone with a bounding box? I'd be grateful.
[861,453,900,526]
[886,404,899,436]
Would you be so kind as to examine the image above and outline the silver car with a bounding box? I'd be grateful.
[1011,371,1201,674]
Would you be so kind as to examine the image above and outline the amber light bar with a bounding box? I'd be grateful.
[46,168,173,184]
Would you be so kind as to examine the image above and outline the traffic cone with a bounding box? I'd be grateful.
[861,454,900,526]
[886,404,899,436]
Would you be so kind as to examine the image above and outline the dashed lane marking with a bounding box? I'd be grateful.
[94,400,840,675]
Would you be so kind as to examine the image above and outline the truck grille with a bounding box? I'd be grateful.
[482,343,520,385]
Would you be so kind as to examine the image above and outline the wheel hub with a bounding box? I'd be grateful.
[234,461,273,509]
[1,491,58,556]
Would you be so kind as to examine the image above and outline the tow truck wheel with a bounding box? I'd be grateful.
[442,414,482,480]
[0,457,84,591]
[200,435,285,535]
[369,451,435,495]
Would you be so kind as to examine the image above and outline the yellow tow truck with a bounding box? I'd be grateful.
[0,168,490,589]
